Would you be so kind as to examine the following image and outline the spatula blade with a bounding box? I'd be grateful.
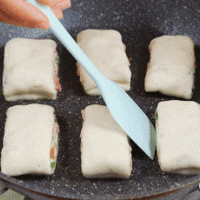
[98,78,157,159]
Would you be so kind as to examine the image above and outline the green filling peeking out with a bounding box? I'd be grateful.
[150,123,157,157]
[154,113,158,120]
[127,135,131,146]
[56,57,59,66]
[51,162,56,169]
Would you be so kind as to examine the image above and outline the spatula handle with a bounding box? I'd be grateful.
[26,0,105,83]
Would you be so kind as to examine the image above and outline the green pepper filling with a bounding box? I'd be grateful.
[154,113,158,120]
[127,135,131,146]
[150,123,157,157]
[51,162,56,169]
[56,57,59,66]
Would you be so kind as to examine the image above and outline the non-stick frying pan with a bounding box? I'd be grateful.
[0,0,200,199]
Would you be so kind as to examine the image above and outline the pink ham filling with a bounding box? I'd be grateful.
[148,40,155,70]
[50,122,60,159]
[149,39,156,52]
[147,63,150,70]
[80,110,85,138]
[55,123,60,153]
[53,70,62,92]
[55,122,60,134]
[76,64,80,76]
[81,110,85,120]
[54,50,61,92]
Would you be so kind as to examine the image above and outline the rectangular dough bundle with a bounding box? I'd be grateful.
[3,38,61,101]
[156,100,200,174]
[1,104,59,176]
[76,29,131,95]
[80,104,132,178]
[145,35,195,99]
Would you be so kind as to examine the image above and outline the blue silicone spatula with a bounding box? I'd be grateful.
[26,0,156,159]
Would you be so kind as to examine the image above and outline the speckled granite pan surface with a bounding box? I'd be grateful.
[0,0,200,199]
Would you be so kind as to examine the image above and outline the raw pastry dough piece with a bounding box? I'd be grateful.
[3,38,61,101]
[1,104,59,176]
[145,35,195,99]
[156,100,200,174]
[81,104,132,178]
[76,29,131,95]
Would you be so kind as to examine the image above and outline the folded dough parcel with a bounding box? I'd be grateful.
[76,29,131,95]
[1,104,59,176]
[2,38,61,101]
[145,35,195,99]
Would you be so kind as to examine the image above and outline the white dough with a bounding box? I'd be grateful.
[76,29,131,95]
[81,104,132,178]
[145,35,195,99]
[1,104,58,176]
[3,38,59,101]
[156,100,200,174]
